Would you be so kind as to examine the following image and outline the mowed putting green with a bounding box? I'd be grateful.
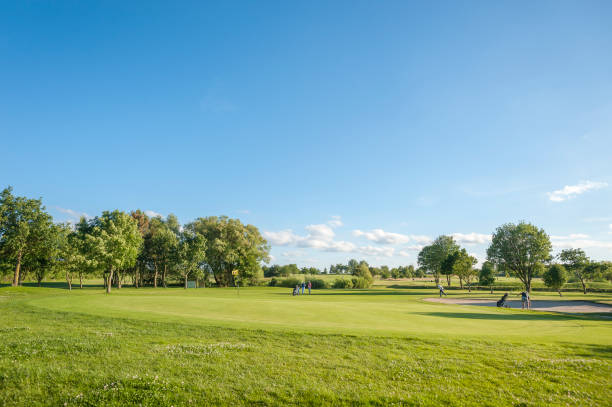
[27,287,612,345]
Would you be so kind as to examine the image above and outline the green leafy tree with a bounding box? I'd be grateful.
[176,229,207,288]
[487,222,552,293]
[30,223,66,287]
[441,251,458,286]
[558,248,590,294]
[0,187,55,286]
[543,264,568,296]
[186,216,270,287]
[453,249,478,291]
[353,261,373,286]
[87,210,143,293]
[151,217,179,288]
[418,235,459,285]
[478,261,496,293]
[130,210,152,288]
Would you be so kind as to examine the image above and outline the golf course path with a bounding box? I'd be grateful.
[425,298,612,314]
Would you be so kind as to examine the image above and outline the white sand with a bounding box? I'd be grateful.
[424,298,612,314]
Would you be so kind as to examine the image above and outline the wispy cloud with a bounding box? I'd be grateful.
[263,225,356,252]
[358,246,395,257]
[145,210,163,218]
[550,234,612,250]
[56,207,90,224]
[582,216,612,222]
[352,229,431,245]
[328,215,343,228]
[451,232,491,245]
[550,234,590,240]
[547,181,608,202]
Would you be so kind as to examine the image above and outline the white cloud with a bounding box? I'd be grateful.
[352,229,431,245]
[550,234,590,240]
[583,216,612,222]
[328,216,343,228]
[305,224,335,240]
[398,250,412,257]
[358,246,395,257]
[57,207,89,220]
[550,234,612,250]
[451,232,491,245]
[282,250,305,258]
[56,207,90,225]
[264,229,300,245]
[145,210,163,218]
[552,238,612,250]
[264,225,355,253]
[547,181,608,202]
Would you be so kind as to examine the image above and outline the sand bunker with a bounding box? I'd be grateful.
[424,298,612,314]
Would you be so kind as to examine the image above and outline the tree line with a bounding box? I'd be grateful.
[418,222,612,293]
[0,187,270,291]
[263,260,424,280]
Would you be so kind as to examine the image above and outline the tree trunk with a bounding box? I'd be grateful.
[580,278,586,294]
[66,271,72,291]
[163,264,167,288]
[459,277,463,289]
[490,285,493,294]
[117,271,122,289]
[184,274,188,289]
[106,270,113,294]
[79,273,83,289]
[446,275,451,286]
[154,263,158,288]
[558,289,562,296]
[12,250,22,287]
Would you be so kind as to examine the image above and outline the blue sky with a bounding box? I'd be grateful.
[2,1,612,268]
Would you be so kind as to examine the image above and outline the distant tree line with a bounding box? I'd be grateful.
[0,187,270,291]
[418,221,612,293]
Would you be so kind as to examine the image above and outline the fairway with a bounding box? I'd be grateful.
[2,285,611,406]
[26,286,612,344]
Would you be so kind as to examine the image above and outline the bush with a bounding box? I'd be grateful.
[268,277,303,288]
[351,277,370,288]
[332,278,353,289]
[308,278,329,289]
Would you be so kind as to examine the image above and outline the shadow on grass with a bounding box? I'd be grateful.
[0,282,103,289]
[272,290,426,296]
[417,312,574,321]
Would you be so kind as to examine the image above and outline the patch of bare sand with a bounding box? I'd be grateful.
[424,298,612,314]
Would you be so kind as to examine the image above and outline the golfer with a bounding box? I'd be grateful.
[307,281,312,295]
[437,284,447,297]
[301,282,305,295]
[521,290,530,310]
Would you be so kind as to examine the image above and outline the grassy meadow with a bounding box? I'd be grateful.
[1,283,611,406]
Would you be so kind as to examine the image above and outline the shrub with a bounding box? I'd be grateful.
[268,277,303,288]
[543,264,568,296]
[332,278,353,289]
[351,277,370,288]
[308,278,329,289]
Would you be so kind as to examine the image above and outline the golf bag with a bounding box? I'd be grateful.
[496,293,509,308]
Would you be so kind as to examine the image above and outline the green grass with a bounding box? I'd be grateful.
[1,285,611,406]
